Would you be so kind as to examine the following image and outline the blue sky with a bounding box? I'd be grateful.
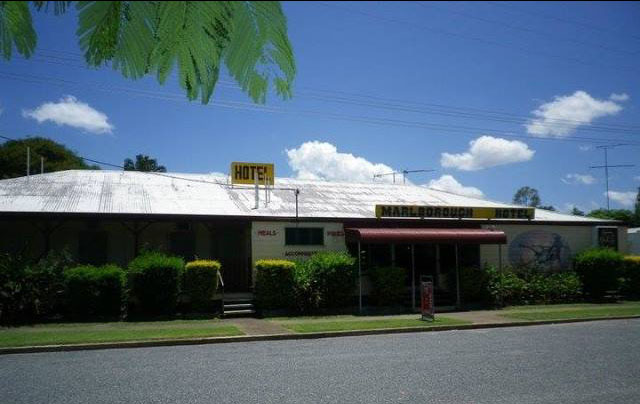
[1,1,639,212]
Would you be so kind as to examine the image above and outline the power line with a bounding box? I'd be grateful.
[2,70,639,147]
[316,1,640,74]
[589,144,635,210]
[417,2,639,57]
[15,50,640,134]
[485,1,640,42]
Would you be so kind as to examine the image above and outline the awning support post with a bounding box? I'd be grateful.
[358,241,362,314]
[411,244,416,312]
[498,244,503,307]
[455,243,461,309]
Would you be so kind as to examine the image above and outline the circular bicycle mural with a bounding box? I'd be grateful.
[508,230,571,271]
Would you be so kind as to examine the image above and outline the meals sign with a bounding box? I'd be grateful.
[375,205,535,220]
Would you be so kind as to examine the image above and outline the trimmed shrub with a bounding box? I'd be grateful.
[573,248,623,300]
[524,272,582,304]
[63,265,125,318]
[0,249,73,325]
[486,266,527,306]
[369,266,406,306]
[183,260,221,312]
[292,260,321,314]
[254,260,295,310]
[127,252,184,316]
[459,266,490,304]
[301,251,357,309]
[621,256,640,299]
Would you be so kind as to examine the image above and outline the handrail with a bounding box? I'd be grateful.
[217,269,225,316]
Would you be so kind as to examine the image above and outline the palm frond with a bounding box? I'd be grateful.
[0,1,36,60]
[223,1,295,103]
[32,1,72,15]
[76,1,122,66]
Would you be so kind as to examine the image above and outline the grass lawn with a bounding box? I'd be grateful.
[500,301,640,321]
[270,315,469,333]
[0,320,243,348]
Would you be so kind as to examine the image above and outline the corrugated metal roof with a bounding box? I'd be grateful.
[0,170,610,223]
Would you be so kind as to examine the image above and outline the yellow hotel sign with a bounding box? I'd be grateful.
[231,162,274,185]
[375,205,535,220]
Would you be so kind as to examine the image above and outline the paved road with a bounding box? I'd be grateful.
[2,319,639,404]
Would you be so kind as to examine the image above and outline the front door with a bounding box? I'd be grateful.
[210,224,250,292]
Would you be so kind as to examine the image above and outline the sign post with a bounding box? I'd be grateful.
[420,276,434,322]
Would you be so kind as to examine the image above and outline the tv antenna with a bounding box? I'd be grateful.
[589,144,634,210]
[373,169,435,185]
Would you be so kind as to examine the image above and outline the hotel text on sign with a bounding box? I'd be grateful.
[375,205,535,220]
[231,162,274,185]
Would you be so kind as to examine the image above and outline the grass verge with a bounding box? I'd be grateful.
[271,316,469,333]
[0,320,243,348]
[501,301,640,321]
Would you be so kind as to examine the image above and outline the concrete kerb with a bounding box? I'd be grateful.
[1,315,639,356]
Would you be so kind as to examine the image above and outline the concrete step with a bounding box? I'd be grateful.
[223,309,256,318]
[224,303,254,310]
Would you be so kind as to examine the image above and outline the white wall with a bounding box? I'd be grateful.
[480,224,628,269]
[251,221,347,266]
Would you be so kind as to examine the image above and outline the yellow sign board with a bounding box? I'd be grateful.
[231,162,274,185]
[375,205,535,220]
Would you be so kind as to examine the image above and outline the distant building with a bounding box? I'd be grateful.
[0,170,627,308]
[629,228,640,255]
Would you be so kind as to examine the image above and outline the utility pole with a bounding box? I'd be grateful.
[374,169,435,184]
[41,157,44,174]
[590,144,634,211]
[26,147,30,178]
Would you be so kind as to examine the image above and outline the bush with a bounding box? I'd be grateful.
[573,248,623,300]
[300,251,357,309]
[63,265,125,318]
[254,260,295,310]
[524,272,582,304]
[486,266,527,306]
[127,252,184,316]
[183,260,221,312]
[621,256,640,299]
[459,266,490,304]
[0,249,74,325]
[368,266,406,306]
[292,260,321,314]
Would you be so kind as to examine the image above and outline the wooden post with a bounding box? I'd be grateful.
[411,244,416,311]
[455,244,461,309]
[358,241,362,314]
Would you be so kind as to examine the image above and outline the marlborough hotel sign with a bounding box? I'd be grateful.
[231,162,275,185]
[375,204,535,220]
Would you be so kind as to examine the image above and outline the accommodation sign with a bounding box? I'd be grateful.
[375,204,535,220]
[231,162,274,185]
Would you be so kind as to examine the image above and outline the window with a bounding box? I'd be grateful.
[169,231,196,260]
[285,227,324,246]
[79,231,108,265]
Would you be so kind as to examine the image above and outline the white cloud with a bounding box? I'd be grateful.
[286,141,396,183]
[440,136,534,171]
[606,191,636,207]
[578,145,592,152]
[561,173,596,185]
[23,95,113,134]
[526,91,626,137]
[425,175,484,199]
[609,93,629,102]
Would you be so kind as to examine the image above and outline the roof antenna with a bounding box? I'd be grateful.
[374,169,435,184]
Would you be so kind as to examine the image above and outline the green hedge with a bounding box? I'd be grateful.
[0,249,74,325]
[368,266,406,306]
[63,265,125,318]
[297,252,357,310]
[183,260,221,312]
[127,252,184,316]
[484,266,581,306]
[573,248,623,300]
[255,260,296,310]
[621,256,640,299]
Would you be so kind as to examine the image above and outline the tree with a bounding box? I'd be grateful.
[513,186,541,207]
[538,205,556,211]
[0,1,295,104]
[123,154,166,172]
[635,187,640,225]
[587,209,639,227]
[571,207,585,216]
[0,137,98,179]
